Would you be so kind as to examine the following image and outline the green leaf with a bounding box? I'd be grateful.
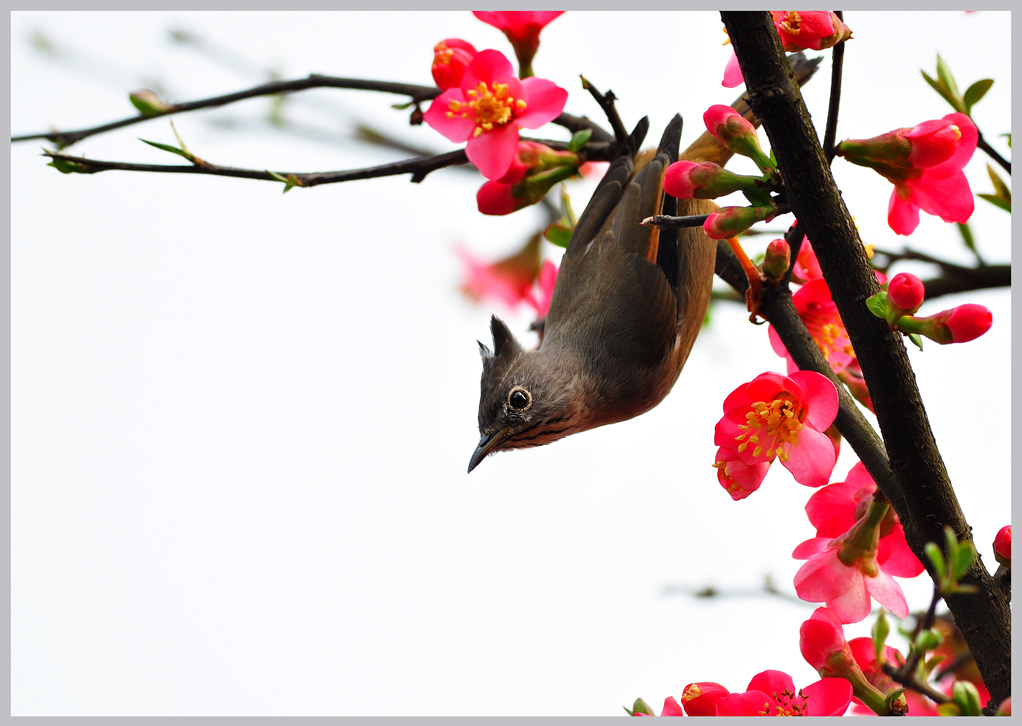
[1002,132,1011,148]
[169,120,191,158]
[631,698,654,716]
[908,333,924,351]
[920,70,961,112]
[46,155,87,174]
[567,128,592,153]
[865,291,891,320]
[978,193,1011,212]
[935,55,963,107]
[963,78,994,112]
[390,100,415,110]
[986,164,1011,202]
[140,138,190,159]
[544,222,573,248]
[956,222,977,256]
[915,628,943,652]
[952,540,976,580]
[129,89,171,116]
[951,680,982,717]
[871,609,890,662]
[925,542,945,580]
[936,702,961,717]
[559,185,577,228]
[281,174,301,193]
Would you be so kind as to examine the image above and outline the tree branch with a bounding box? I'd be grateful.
[11,72,615,149]
[721,11,1009,707]
[976,130,1011,174]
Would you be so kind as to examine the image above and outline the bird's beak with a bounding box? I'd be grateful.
[467,427,510,473]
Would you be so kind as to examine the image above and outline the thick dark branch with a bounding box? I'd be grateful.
[722,11,1009,707]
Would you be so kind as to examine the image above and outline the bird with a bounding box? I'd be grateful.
[468,113,720,472]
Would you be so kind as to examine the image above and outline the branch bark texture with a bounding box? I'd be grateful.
[721,11,1009,708]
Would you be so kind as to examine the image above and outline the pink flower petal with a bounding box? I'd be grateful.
[781,425,836,488]
[864,568,909,618]
[789,370,839,432]
[888,188,921,235]
[660,696,684,717]
[802,677,852,716]
[516,77,568,129]
[722,47,744,88]
[910,169,975,223]
[747,670,797,698]
[423,90,476,142]
[793,536,835,559]
[715,690,774,716]
[928,112,978,176]
[465,124,521,181]
[805,480,860,536]
[878,525,925,578]
[462,49,515,90]
[825,572,872,623]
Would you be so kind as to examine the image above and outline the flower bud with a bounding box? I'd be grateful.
[477,142,579,215]
[681,682,729,716]
[836,118,961,171]
[800,608,853,677]
[896,303,993,345]
[702,203,778,240]
[702,105,775,173]
[629,697,655,716]
[996,697,1011,716]
[887,273,925,316]
[762,238,791,280]
[993,525,1010,568]
[663,160,766,200]
[431,38,477,90]
[772,11,852,52]
[129,89,172,116]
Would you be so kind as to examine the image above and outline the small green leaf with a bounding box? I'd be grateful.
[925,542,945,580]
[872,609,890,662]
[915,628,943,652]
[390,100,415,110]
[865,291,891,320]
[908,333,924,351]
[963,78,994,112]
[956,222,977,256]
[281,173,301,193]
[986,164,1011,202]
[169,120,191,159]
[631,698,654,716]
[46,155,87,174]
[544,222,573,248]
[978,193,1011,212]
[952,541,976,580]
[140,138,190,159]
[1002,132,1011,148]
[129,89,171,116]
[951,680,982,717]
[936,702,961,717]
[567,128,592,153]
[559,185,577,228]
[935,55,963,107]
[267,170,289,183]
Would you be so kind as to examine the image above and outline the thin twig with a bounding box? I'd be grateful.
[642,214,710,228]
[579,76,628,143]
[821,12,845,163]
[976,131,1011,174]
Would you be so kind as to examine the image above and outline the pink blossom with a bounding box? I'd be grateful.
[431,38,477,90]
[714,371,838,491]
[715,670,851,716]
[791,235,822,283]
[472,11,563,75]
[769,277,855,375]
[800,607,855,676]
[475,141,579,216]
[792,535,910,622]
[681,682,730,716]
[424,49,567,180]
[772,11,853,52]
[887,113,978,235]
[631,696,684,717]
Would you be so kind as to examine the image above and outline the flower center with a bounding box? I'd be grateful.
[446,82,527,137]
[762,688,808,716]
[734,395,804,462]
[777,11,803,36]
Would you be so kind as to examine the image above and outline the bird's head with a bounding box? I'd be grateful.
[469,316,585,472]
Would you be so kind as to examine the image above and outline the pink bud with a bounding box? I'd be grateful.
[994,525,1010,566]
[431,38,477,90]
[762,238,791,280]
[887,273,925,315]
[704,104,757,147]
[681,682,729,716]
[476,180,524,215]
[800,607,855,677]
[941,303,993,343]
[663,160,706,199]
[996,697,1011,716]
[664,160,764,200]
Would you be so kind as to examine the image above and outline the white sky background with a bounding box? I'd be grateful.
[10,11,1011,716]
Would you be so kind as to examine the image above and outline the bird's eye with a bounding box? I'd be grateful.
[508,388,531,410]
